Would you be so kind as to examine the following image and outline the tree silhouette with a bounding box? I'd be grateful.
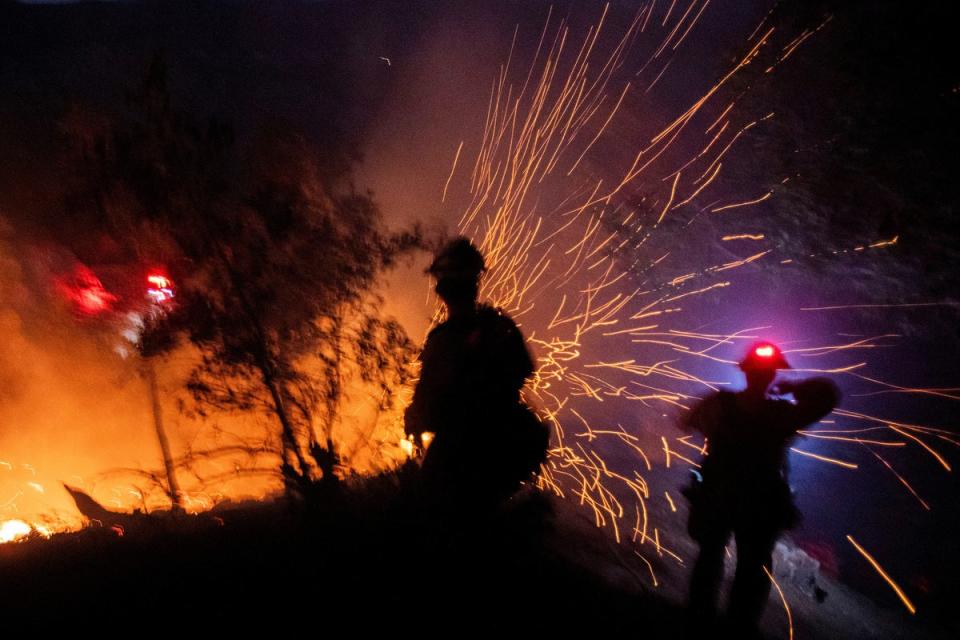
[61,55,421,494]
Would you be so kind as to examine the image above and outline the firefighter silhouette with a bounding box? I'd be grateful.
[682,341,840,637]
[404,237,548,511]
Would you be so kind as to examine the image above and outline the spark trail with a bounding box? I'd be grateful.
[437,1,957,613]
[3,6,955,630]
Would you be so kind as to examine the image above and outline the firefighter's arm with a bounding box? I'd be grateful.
[781,377,841,431]
[681,393,722,437]
[403,334,439,438]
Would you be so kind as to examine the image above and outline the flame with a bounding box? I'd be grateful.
[0,519,32,543]
[1,15,952,633]
[399,436,415,457]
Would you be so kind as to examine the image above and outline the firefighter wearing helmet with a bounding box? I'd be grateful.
[681,341,840,637]
[404,237,548,513]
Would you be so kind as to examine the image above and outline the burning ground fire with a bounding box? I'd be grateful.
[0,2,954,631]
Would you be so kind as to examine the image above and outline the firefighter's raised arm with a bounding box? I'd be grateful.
[778,377,841,432]
[404,329,442,438]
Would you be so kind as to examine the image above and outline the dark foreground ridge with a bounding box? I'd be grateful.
[0,468,683,633]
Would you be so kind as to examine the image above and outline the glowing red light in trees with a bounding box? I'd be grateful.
[58,265,116,315]
[146,273,175,304]
[147,274,171,289]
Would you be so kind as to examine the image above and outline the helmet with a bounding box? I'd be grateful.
[427,236,486,279]
[739,341,790,371]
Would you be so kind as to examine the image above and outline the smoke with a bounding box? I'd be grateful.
[0,1,471,523]
[0,222,160,523]
[0,0,523,527]
[0,219,409,523]
[2,5,958,620]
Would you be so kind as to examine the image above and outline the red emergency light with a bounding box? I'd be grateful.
[740,341,790,370]
[147,274,171,289]
[146,273,175,304]
[755,344,775,358]
[57,265,116,316]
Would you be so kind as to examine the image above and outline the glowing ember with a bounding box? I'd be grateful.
[432,4,954,608]
[847,535,917,615]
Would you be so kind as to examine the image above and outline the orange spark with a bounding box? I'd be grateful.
[789,448,859,469]
[764,566,794,640]
[846,535,917,615]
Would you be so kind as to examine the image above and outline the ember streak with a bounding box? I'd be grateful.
[0,1,956,634]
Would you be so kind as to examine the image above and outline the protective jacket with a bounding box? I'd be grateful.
[405,304,546,501]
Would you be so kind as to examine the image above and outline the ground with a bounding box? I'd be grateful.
[0,473,951,637]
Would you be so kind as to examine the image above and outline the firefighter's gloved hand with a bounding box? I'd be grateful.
[792,377,841,405]
[771,380,798,395]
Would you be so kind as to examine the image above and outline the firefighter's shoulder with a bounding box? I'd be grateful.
[684,391,731,430]
[425,315,459,340]
[420,318,461,360]
[701,390,734,408]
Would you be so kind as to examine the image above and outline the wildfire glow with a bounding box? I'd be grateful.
[0,519,32,543]
[2,10,953,635]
